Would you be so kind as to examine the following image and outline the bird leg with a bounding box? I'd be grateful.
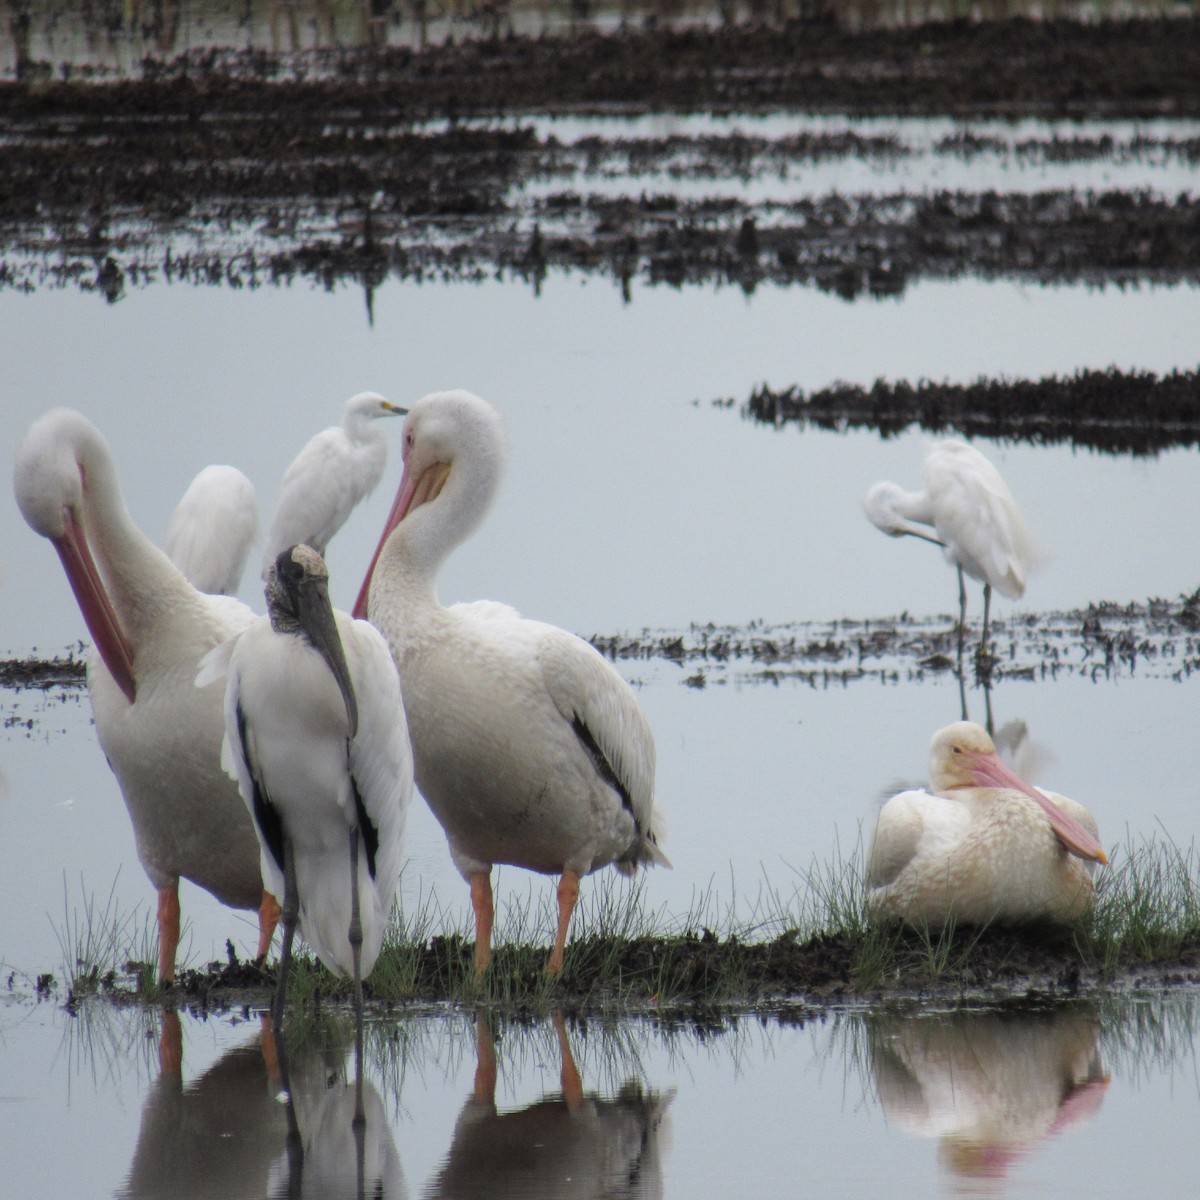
[350,826,366,1200]
[157,884,181,984]
[255,889,281,965]
[975,581,996,686]
[158,1008,183,1078]
[552,1009,584,1111]
[472,1012,498,1106]
[469,871,494,977]
[546,869,581,978]
[347,824,366,1127]
[272,838,299,1036]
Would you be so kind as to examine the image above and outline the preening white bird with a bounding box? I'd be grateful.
[164,464,259,595]
[352,389,669,978]
[13,409,276,982]
[863,439,1037,659]
[204,544,412,1034]
[261,392,405,575]
[866,721,1106,928]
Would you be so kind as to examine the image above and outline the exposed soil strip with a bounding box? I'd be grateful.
[5,18,1199,119]
[2,19,1199,298]
[736,368,1200,456]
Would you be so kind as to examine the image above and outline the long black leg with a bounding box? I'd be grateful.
[273,837,299,1035]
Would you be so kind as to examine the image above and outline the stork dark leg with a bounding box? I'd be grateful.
[272,837,299,1036]
[348,824,367,1189]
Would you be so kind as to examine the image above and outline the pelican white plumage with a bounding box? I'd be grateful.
[164,464,259,595]
[863,440,1037,659]
[261,392,405,575]
[353,389,669,977]
[13,409,276,981]
[203,544,411,1035]
[866,721,1106,928]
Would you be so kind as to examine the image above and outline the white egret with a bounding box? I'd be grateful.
[261,392,405,575]
[13,408,276,981]
[864,439,1037,661]
[353,389,669,977]
[866,721,1106,928]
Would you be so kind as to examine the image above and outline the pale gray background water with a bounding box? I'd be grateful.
[1,96,1198,1197]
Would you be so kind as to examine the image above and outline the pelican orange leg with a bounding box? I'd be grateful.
[546,869,581,978]
[470,872,494,977]
[157,884,180,984]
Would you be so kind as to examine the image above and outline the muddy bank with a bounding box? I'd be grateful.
[7,590,1200,699]
[736,368,1200,456]
[5,18,1200,118]
[44,921,1200,1016]
[2,18,1199,299]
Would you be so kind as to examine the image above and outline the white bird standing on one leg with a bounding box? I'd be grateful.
[165,464,260,595]
[261,392,405,575]
[204,544,412,1036]
[863,439,1038,663]
[352,389,669,978]
[14,408,276,982]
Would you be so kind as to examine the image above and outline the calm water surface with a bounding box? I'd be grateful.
[2,995,1198,1198]
[1,99,1198,1197]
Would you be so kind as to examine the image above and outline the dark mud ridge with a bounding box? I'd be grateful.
[593,592,1200,690]
[54,923,1200,1015]
[5,18,1199,119]
[7,592,1200,700]
[1,18,1199,300]
[734,367,1200,456]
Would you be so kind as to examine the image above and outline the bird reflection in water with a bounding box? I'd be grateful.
[121,1011,289,1199]
[867,1008,1109,1189]
[120,1010,405,1200]
[426,1011,674,1200]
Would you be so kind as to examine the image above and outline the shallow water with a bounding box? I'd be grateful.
[2,75,1199,1196]
[1,266,1199,974]
[1,995,1198,1198]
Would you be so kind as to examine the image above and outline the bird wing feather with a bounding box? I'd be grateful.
[338,613,413,905]
[537,628,665,860]
[923,443,1031,598]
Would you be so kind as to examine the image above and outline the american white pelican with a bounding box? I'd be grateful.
[866,721,1106,927]
[869,1009,1109,1182]
[164,464,259,595]
[428,1012,673,1200]
[204,544,412,1035]
[261,392,404,575]
[863,440,1038,659]
[13,408,276,982]
[353,389,669,977]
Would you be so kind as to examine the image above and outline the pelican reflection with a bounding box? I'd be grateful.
[121,1012,288,1199]
[425,1012,673,1200]
[868,1007,1109,1187]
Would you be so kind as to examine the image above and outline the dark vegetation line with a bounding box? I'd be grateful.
[3,18,1199,119]
[737,367,1200,456]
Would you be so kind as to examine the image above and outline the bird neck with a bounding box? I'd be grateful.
[375,446,500,615]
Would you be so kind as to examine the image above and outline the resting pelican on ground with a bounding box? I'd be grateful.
[866,721,1106,928]
[202,544,411,1038]
[13,408,276,981]
[261,392,405,575]
[863,440,1038,661]
[164,464,259,595]
[353,389,669,977]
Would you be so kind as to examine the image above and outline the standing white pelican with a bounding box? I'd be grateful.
[205,544,411,1035]
[866,721,1106,928]
[13,409,276,982]
[261,392,405,575]
[164,464,259,595]
[863,440,1037,660]
[352,389,669,977]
